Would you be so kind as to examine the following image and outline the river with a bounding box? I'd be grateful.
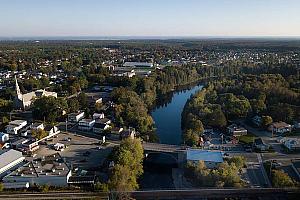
[151,84,203,145]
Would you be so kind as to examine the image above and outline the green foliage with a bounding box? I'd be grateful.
[67,98,80,113]
[111,87,154,139]
[32,96,68,123]
[272,170,295,188]
[185,157,245,188]
[108,138,144,191]
[0,182,3,192]
[94,182,109,192]
[31,129,48,140]
[0,98,13,112]
[184,129,200,146]
[261,115,273,127]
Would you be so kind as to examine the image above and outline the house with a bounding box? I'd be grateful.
[44,125,60,137]
[6,120,28,134]
[78,119,95,131]
[11,137,28,149]
[92,113,105,120]
[120,129,136,140]
[252,115,262,126]
[227,124,247,137]
[96,118,111,125]
[0,132,9,143]
[14,77,57,110]
[186,150,223,169]
[268,122,292,134]
[93,123,111,134]
[68,112,85,123]
[283,139,300,151]
[22,140,39,153]
[0,149,25,177]
[254,138,269,151]
[3,153,71,187]
[31,122,44,131]
[110,127,123,135]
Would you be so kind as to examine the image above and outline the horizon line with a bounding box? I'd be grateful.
[1,35,300,41]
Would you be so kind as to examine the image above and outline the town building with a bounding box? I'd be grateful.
[68,112,85,123]
[268,122,292,134]
[254,138,269,151]
[93,123,111,134]
[0,149,25,177]
[31,122,44,131]
[14,77,57,110]
[92,113,105,120]
[120,129,136,140]
[78,119,95,131]
[186,150,223,168]
[6,120,28,134]
[283,139,300,151]
[3,153,71,187]
[0,132,9,143]
[227,124,247,137]
[123,61,154,68]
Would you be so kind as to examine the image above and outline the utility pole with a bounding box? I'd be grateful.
[65,118,68,132]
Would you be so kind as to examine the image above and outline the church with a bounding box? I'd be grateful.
[14,77,58,110]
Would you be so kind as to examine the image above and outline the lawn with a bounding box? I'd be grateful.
[239,133,257,144]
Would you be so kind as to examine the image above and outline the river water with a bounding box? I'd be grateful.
[151,84,203,145]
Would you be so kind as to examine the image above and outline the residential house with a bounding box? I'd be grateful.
[31,122,44,131]
[93,123,111,134]
[252,115,262,127]
[3,153,71,187]
[44,125,60,137]
[227,124,247,137]
[78,119,95,131]
[0,132,9,143]
[254,138,269,151]
[268,122,292,134]
[186,150,223,169]
[97,118,111,125]
[68,112,85,123]
[120,129,136,140]
[92,113,105,120]
[6,120,28,134]
[283,139,300,151]
[110,127,123,135]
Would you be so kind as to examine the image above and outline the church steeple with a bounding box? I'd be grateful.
[15,76,22,98]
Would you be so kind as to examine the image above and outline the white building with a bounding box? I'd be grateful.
[6,120,28,134]
[68,112,85,123]
[92,113,105,120]
[0,132,9,143]
[0,149,25,177]
[78,119,95,131]
[3,153,71,187]
[123,62,153,68]
[186,150,224,168]
[14,77,57,110]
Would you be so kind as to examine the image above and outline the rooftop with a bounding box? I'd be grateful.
[6,153,70,178]
[0,149,24,171]
[187,150,223,163]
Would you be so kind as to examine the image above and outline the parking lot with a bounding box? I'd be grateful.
[34,131,114,170]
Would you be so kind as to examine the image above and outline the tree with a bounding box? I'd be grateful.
[31,129,48,140]
[32,96,68,123]
[272,170,295,188]
[67,98,80,113]
[184,129,199,146]
[261,115,273,127]
[0,182,3,192]
[108,138,144,191]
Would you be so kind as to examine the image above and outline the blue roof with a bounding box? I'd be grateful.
[187,150,223,163]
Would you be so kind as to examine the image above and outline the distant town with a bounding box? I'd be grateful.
[0,39,299,199]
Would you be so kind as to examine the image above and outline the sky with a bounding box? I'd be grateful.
[0,0,300,37]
